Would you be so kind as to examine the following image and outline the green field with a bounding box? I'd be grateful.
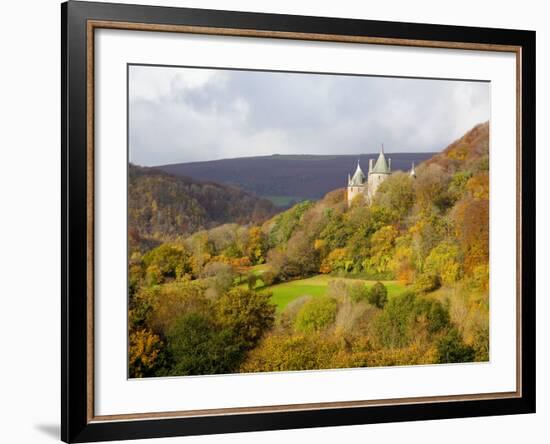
[263,195,308,208]
[259,274,408,311]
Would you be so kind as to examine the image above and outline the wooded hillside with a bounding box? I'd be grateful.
[128,164,276,246]
[127,122,490,377]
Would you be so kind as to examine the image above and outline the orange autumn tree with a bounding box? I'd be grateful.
[452,191,489,275]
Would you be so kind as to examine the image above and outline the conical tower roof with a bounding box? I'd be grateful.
[371,146,391,174]
[349,160,366,185]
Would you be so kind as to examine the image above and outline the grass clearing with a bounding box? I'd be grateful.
[259,274,408,311]
[263,195,307,207]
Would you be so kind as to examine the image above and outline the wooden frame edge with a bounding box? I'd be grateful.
[89,19,522,52]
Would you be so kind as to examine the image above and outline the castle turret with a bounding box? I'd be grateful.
[367,145,392,200]
[347,160,367,206]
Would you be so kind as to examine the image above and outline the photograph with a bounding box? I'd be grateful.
[127,64,491,378]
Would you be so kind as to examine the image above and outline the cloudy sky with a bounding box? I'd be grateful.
[129,65,490,166]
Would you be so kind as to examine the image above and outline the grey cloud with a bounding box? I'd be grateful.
[129,66,490,166]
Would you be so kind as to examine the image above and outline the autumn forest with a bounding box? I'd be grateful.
[128,122,490,378]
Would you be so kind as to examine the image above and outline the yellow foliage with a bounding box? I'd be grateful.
[466,173,489,200]
[314,239,327,251]
[447,144,469,161]
[129,329,162,378]
[319,248,348,274]
[389,236,415,284]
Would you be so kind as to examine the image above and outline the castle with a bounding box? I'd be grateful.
[347,145,416,206]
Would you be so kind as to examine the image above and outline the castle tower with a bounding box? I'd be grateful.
[367,144,391,201]
[409,161,416,178]
[347,160,367,206]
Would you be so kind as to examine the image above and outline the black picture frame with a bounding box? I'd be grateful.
[61,1,536,442]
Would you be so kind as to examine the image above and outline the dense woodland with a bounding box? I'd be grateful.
[128,122,490,377]
[129,164,276,241]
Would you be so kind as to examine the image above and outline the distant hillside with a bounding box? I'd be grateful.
[157,152,434,205]
[128,164,276,240]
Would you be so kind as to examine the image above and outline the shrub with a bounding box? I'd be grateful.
[294,296,337,333]
[427,302,450,334]
[414,273,441,294]
[367,282,388,308]
[436,328,476,363]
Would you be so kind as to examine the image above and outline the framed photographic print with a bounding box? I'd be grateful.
[61,1,536,442]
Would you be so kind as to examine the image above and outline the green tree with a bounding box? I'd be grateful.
[425,241,463,286]
[448,170,472,202]
[142,243,191,282]
[413,163,452,211]
[136,280,211,334]
[294,296,337,333]
[246,226,267,264]
[363,226,399,275]
[216,288,276,349]
[367,282,388,309]
[268,201,314,247]
[415,298,451,334]
[319,248,351,274]
[413,272,441,294]
[374,292,418,348]
[284,230,320,277]
[375,171,415,218]
[166,313,243,376]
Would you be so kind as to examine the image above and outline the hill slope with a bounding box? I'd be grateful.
[157,152,434,203]
[426,122,489,172]
[128,164,276,239]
